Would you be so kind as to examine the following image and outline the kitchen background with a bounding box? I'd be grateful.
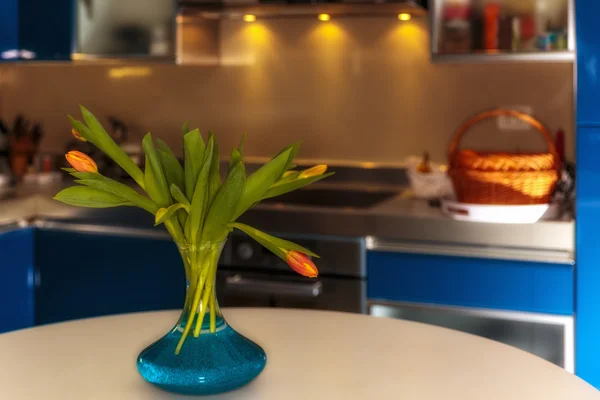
[3,0,595,391]
[0,16,574,164]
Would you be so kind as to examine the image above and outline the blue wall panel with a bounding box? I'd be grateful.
[575,128,600,385]
[576,0,600,125]
[368,251,574,315]
[576,0,600,387]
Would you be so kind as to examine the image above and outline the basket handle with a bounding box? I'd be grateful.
[448,109,559,169]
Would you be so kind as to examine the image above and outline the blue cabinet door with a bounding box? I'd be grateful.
[19,0,74,61]
[35,229,185,325]
[0,228,35,333]
[0,0,19,59]
[368,251,574,315]
[0,0,73,61]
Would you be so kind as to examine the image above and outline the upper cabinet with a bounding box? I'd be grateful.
[74,0,176,61]
[0,0,74,61]
[430,0,575,62]
[0,0,175,62]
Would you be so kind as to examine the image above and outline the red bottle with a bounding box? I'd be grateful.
[484,3,501,51]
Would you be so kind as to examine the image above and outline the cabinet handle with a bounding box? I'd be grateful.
[225,275,322,298]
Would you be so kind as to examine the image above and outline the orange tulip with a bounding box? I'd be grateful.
[299,164,327,179]
[285,250,319,278]
[71,128,87,142]
[65,151,98,173]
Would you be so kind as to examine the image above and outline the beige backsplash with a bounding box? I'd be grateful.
[0,17,574,166]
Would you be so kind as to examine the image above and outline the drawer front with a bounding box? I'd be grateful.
[367,251,574,315]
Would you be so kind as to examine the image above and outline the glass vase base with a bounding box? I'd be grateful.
[137,319,267,395]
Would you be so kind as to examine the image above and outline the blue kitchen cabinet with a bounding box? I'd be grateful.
[0,228,35,333]
[0,0,74,61]
[367,251,574,315]
[0,1,19,58]
[34,229,185,325]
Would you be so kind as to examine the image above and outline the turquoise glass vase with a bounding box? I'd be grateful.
[137,241,267,395]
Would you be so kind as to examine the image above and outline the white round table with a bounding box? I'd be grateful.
[0,308,598,399]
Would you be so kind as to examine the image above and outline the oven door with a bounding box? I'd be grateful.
[216,269,366,314]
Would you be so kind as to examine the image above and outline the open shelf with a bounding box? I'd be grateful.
[430,0,575,63]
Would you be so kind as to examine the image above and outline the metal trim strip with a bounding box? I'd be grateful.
[366,236,575,265]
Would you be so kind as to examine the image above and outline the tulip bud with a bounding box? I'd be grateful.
[285,250,319,278]
[71,128,87,142]
[299,164,327,179]
[65,151,98,173]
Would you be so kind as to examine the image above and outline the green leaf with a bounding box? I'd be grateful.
[155,203,190,226]
[230,222,320,259]
[274,141,301,179]
[76,106,145,189]
[67,116,95,145]
[142,134,171,207]
[262,172,334,199]
[232,148,291,220]
[169,182,189,228]
[72,174,158,214]
[183,129,205,200]
[229,147,242,170]
[238,133,247,154]
[182,121,189,136]
[156,138,185,192]
[187,136,215,243]
[276,170,300,184]
[201,160,245,242]
[171,184,191,208]
[207,130,221,207]
[61,167,76,173]
[54,186,134,208]
[228,133,246,170]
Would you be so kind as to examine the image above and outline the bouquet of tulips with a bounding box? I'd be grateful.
[55,106,332,353]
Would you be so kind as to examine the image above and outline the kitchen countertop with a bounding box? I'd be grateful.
[0,182,575,263]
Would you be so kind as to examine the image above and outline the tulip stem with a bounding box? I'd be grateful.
[174,269,204,355]
[193,249,219,337]
[174,244,223,354]
[209,287,216,333]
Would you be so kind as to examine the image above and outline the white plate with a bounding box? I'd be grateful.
[441,200,560,224]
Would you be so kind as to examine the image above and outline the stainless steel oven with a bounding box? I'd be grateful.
[216,233,367,314]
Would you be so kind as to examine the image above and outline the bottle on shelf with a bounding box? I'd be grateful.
[483,2,501,51]
[440,0,472,54]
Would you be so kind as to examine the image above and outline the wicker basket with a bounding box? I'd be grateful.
[448,109,559,205]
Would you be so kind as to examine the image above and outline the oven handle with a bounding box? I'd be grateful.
[224,275,323,298]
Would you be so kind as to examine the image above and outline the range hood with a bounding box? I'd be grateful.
[178,0,427,19]
[176,0,427,65]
